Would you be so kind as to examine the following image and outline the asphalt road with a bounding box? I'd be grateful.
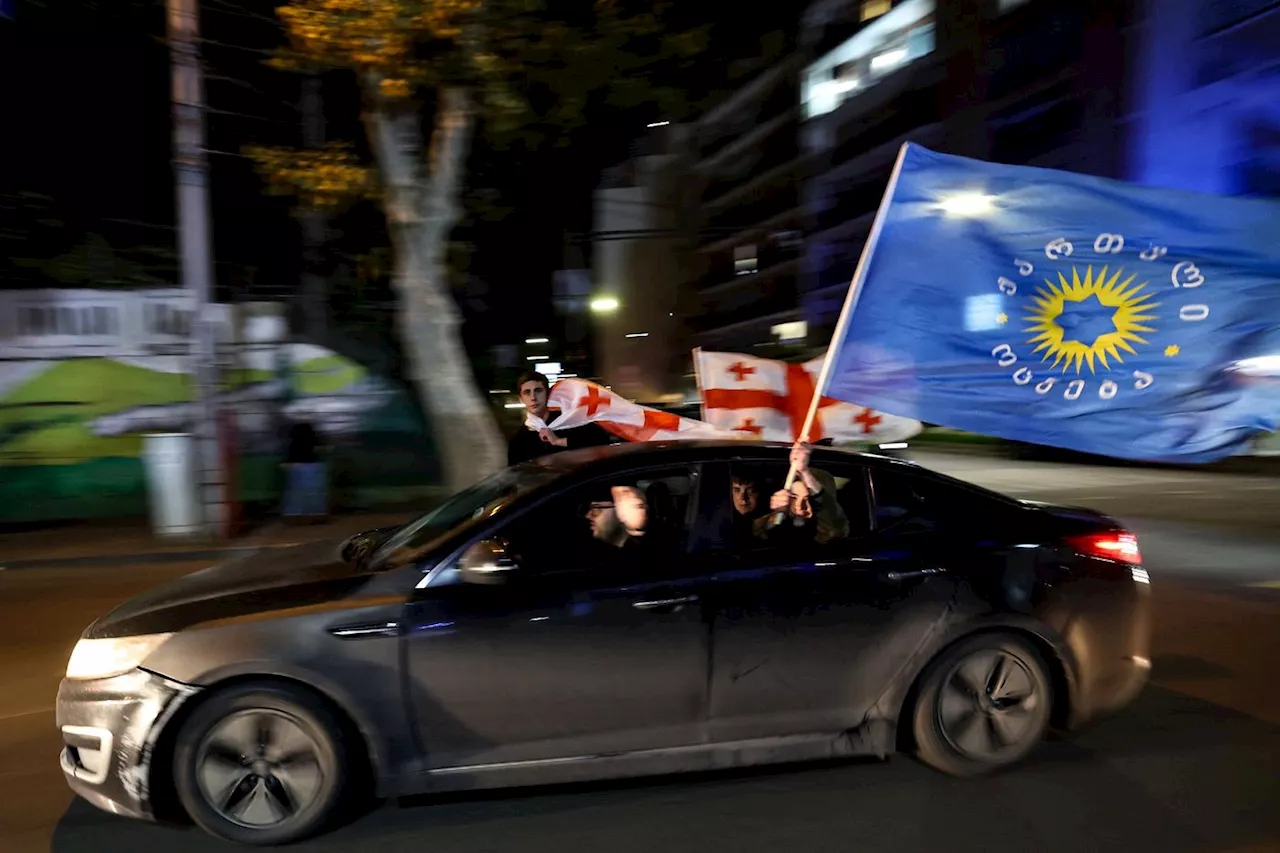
[2,455,1278,853]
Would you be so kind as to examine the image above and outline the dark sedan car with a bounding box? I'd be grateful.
[57,442,1150,846]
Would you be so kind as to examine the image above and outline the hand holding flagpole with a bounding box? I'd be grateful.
[768,143,910,528]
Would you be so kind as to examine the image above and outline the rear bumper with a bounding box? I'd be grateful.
[1062,573,1153,728]
[56,669,199,822]
[1080,653,1151,723]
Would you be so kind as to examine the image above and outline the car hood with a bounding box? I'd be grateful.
[84,538,380,639]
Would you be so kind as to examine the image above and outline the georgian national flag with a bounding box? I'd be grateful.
[694,350,923,444]
[527,378,742,442]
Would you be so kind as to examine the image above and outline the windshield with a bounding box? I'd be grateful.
[373,465,558,567]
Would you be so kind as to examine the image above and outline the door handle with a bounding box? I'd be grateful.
[632,595,699,611]
[884,567,947,582]
[328,621,400,639]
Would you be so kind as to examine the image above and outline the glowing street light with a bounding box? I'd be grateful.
[938,192,997,218]
[590,296,620,313]
[525,337,548,344]
[870,48,907,72]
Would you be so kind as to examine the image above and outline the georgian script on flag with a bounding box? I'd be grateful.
[694,351,923,444]
[527,378,743,442]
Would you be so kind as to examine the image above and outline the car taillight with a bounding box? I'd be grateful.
[1067,531,1142,565]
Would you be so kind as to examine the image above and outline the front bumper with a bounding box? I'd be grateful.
[56,669,199,821]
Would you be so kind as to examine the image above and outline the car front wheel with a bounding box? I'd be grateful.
[173,683,347,846]
[911,633,1053,776]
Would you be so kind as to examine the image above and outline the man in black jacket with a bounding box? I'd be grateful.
[507,371,614,465]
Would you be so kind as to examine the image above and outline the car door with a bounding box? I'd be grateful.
[700,456,960,743]
[402,464,712,770]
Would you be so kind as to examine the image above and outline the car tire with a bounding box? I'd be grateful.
[173,683,348,846]
[911,633,1052,777]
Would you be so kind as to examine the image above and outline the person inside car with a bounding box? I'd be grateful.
[731,469,769,542]
[585,484,648,547]
[582,481,680,567]
[757,442,849,546]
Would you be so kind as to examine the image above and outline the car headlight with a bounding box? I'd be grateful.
[65,634,172,681]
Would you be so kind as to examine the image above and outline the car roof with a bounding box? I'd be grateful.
[513,441,1021,506]
[519,440,921,475]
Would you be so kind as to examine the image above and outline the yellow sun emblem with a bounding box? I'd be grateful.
[1025,265,1159,374]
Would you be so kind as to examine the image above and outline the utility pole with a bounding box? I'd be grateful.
[167,0,224,536]
[299,75,328,341]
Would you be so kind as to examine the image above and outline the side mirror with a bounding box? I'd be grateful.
[457,538,520,585]
[341,526,401,567]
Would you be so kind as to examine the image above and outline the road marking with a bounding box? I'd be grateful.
[0,707,54,722]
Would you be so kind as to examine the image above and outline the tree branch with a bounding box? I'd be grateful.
[421,87,474,260]
[362,74,427,226]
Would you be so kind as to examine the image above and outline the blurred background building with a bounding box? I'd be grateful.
[592,0,1280,398]
[590,124,689,404]
[682,54,807,359]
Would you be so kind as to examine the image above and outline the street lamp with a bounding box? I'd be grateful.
[590,296,620,313]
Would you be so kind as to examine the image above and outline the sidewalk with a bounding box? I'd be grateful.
[0,510,422,571]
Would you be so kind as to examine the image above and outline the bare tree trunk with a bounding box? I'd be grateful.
[366,85,505,490]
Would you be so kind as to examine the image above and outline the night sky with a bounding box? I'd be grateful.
[0,0,796,354]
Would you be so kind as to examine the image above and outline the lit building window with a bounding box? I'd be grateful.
[861,0,892,21]
[734,245,759,276]
[771,320,808,342]
[802,0,937,120]
[17,304,120,337]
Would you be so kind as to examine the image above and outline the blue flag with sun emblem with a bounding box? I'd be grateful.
[823,143,1280,463]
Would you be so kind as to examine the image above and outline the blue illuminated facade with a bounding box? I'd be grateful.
[1126,0,1280,197]
[800,0,1280,339]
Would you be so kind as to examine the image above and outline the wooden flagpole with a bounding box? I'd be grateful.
[691,347,708,424]
[772,142,912,523]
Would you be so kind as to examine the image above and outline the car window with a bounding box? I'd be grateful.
[869,468,1002,534]
[376,466,559,568]
[497,466,697,577]
[725,459,871,556]
[869,469,940,534]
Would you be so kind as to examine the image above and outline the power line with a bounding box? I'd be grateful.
[102,218,176,231]
[201,0,279,28]
[199,37,276,57]
[204,105,295,125]
[205,71,300,113]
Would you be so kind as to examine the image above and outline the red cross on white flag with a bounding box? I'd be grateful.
[693,350,922,444]
[527,378,744,443]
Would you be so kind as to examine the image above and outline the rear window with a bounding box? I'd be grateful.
[870,468,1006,533]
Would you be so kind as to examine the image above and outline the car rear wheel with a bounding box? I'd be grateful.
[911,633,1052,776]
[173,683,347,846]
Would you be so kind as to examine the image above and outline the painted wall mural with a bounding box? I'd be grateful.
[0,288,438,524]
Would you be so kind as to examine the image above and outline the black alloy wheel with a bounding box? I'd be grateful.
[173,683,348,846]
[911,633,1053,776]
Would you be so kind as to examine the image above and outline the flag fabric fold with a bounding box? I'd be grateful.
[527,378,741,442]
[822,143,1280,463]
[693,350,922,444]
